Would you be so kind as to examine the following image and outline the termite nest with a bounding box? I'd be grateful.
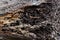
[21,3,52,26]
